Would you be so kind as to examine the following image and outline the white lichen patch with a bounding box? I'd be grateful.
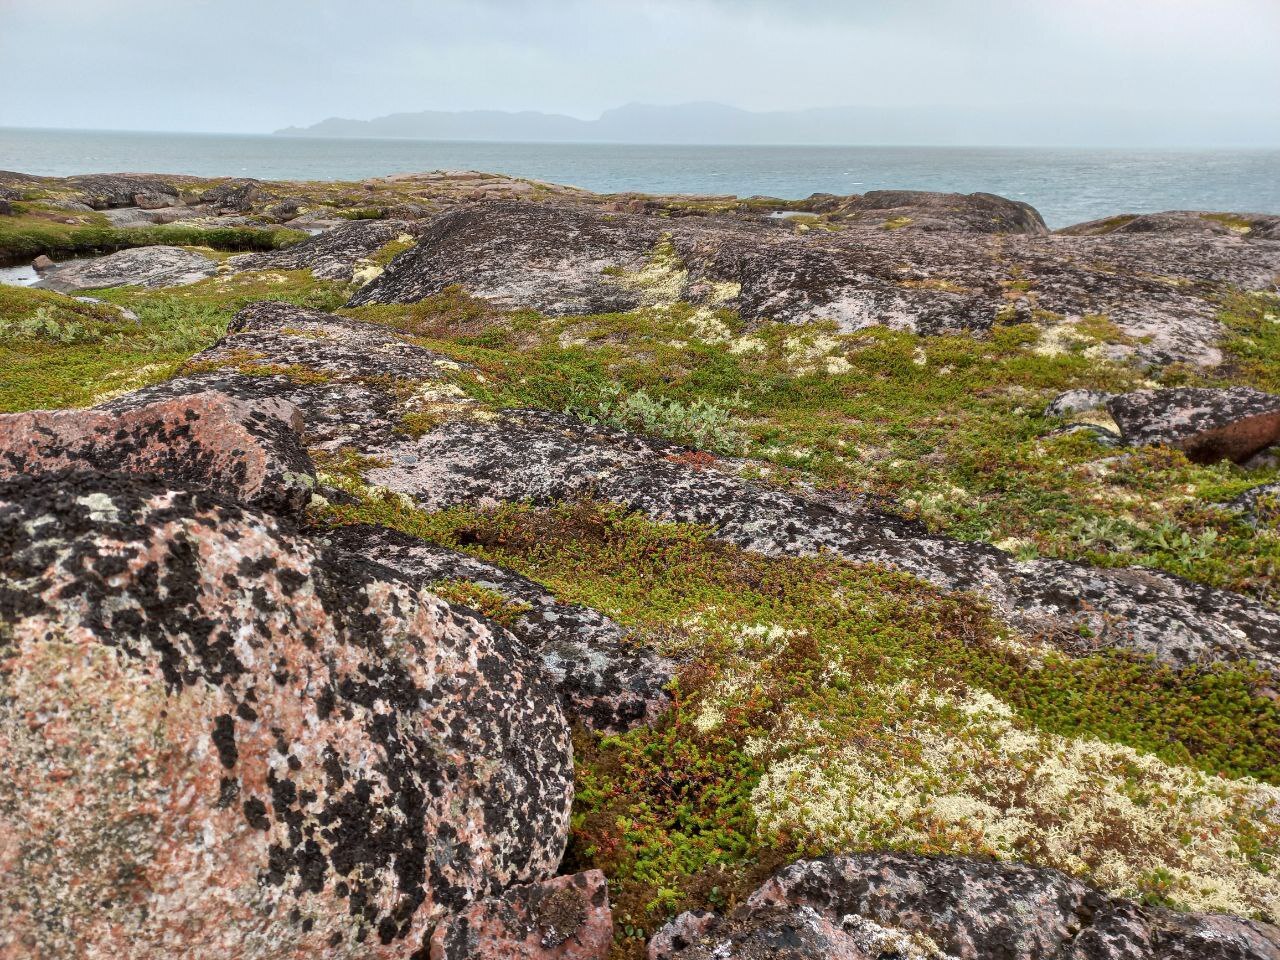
[750,682,1280,921]
[606,236,689,306]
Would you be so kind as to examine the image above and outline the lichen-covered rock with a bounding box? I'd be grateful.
[1232,481,1280,523]
[200,178,268,213]
[648,905,880,960]
[820,189,1048,234]
[67,173,180,210]
[101,301,463,452]
[350,201,1280,368]
[322,524,674,731]
[1060,210,1280,239]
[228,219,423,283]
[0,390,314,520]
[371,408,1280,674]
[1108,387,1280,463]
[1045,388,1114,418]
[649,854,1280,960]
[99,305,1280,673]
[0,470,573,959]
[34,244,218,292]
[428,870,613,960]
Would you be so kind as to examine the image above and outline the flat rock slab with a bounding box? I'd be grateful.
[429,871,613,960]
[0,470,573,959]
[35,244,218,292]
[350,200,1280,368]
[651,854,1280,960]
[323,524,674,732]
[0,390,315,520]
[228,219,423,283]
[1108,387,1280,463]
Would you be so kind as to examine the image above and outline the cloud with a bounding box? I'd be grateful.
[0,0,1276,144]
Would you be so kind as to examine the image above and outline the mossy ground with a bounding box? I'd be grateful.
[5,228,1280,955]
[344,287,1280,600]
[313,494,1280,955]
[0,270,351,411]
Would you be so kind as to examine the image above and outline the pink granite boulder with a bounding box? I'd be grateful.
[1107,387,1280,464]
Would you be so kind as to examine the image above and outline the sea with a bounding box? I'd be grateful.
[3,127,1279,230]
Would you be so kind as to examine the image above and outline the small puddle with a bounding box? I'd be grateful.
[768,210,816,220]
[0,263,39,287]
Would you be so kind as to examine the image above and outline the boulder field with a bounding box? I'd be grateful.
[2,173,1280,959]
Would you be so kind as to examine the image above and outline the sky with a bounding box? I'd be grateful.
[2,0,1278,146]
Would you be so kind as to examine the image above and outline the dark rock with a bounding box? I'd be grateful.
[1061,211,1280,239]
[649,905,874,959]
[0,198,11,216]
[1231,481,1280,523]
[68,174,180,210]
[200,178,268,213]
[827,189,1049,234]
[0,391,315,520]
[1045,388,1115,419]
[0,469,573,958]
[351,201,1280,368]
[228,219,423,283]
[263,197,304,222]
[34,245,218,292]
[1107,387,1280,463]
[428,870,613,960]
[322,524,674,731]
[650,854,1280,960]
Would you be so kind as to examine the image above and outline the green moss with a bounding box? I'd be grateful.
[1202,213,1254,234]
[310,496,1280,935]
[0,212,305,264]
[882,215,913,230]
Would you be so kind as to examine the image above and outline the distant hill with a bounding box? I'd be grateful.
[274,101,1272,148]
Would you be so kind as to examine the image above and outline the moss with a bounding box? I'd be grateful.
[0,213,304,264]
[1202,213,1254,234]
[430,581,532,630]
[882,216,913,230]
[311,496,1280,935]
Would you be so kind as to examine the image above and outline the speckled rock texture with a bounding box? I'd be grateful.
[350,200,1280,367]
[228,219,424,283]
[67,173,180,210]
[200,178,268,213]
[103,304,1280,674]
[651,854,1280,960]
[1233,481,1280,523]
[0,470,574,959]
[101,300,464,452]
[1060,211,1280,239]
[1108,387,1280,464]
[811,189,1048,234]
[0,390,315,520]
[33,244,218,292]
[1045,388,1115,419]
[428,870,613,960]
[322,524,674,732]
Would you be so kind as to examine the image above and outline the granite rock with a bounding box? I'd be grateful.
[34,244,218,292]
[1108,387,1280,463]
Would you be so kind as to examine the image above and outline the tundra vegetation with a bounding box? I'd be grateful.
[3,175,1279,958]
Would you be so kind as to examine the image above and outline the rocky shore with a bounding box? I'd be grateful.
[2,170,1280,958]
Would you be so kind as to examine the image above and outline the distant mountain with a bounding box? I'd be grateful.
[275,102,1272,148]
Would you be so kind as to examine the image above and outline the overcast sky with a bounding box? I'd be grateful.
[2,0,1278,145]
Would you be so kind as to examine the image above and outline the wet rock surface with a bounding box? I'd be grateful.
[34,244,218,291]
[352,201,1280,367]
[651,854,1280,960]
[0,470,574,959]
[1108,387,1280,464]
[228,218,423,282]
[0,390,315,520]
[428,870,613,960]
[322,524,674,732]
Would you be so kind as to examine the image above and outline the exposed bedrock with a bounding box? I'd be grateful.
[649,854,1280,960]
[0,470,574,959]
[227,218,426,283]
[349,200,1280,367]
[0,390,315,520]
[113,303,1280,674]
[322,524,675,733]
[33,244,218,291]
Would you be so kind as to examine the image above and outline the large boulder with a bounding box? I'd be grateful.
[825,189,1049,234]
[0,390,315,520]
[34,244,218,292]
[428,870,613,960]
[650,854,1280,960]
[68,174,180,210]
[228,219,423,283]
[323,524,674,732]
[200,178,268,213]
[0,470,574,958]
[1107,387,1280,464]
